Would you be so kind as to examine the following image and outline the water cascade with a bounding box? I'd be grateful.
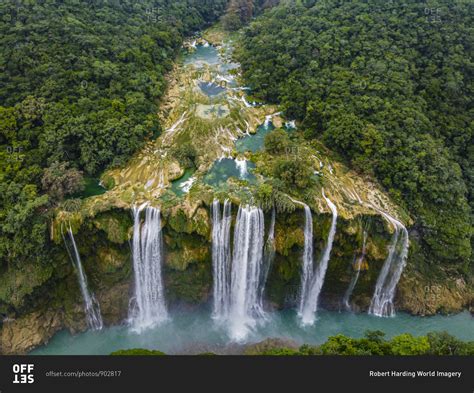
[129,204,168,331]
[228,205,265,340]
[369,212,409,317]
[342,230,367,311]
[298,191,338,326]
[235,158,248,178]
[211,199,232,319]
[63,226,103,331]
[297,204,314,319]
[259,208,276,302]
[211,203,266,340]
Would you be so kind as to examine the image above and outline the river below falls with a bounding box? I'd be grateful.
[31,309,473,355]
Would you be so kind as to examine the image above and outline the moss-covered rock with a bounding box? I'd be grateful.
[0,262,55,311]
[92,210,132,244]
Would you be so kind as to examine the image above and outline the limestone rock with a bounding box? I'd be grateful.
[0,310,63,354]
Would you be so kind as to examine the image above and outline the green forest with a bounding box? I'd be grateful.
[235,0,473,273]
[0,0,227,268]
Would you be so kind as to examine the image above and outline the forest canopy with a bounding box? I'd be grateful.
[0,0,227,266]
[236,0,473,270]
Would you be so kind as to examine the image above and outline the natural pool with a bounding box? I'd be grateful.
[184,43,220,67]
[236,122,275,153]
[204,158,256,187]
[171,169,196,196]
[198,80,226,97]
[31,309,473,355]
[71,178,106,198]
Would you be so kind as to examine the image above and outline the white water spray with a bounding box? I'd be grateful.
[211,203,266,341]
[129,204,168,331]
[297,204,314,318]
[64,226,103,331]
[180,176,196,193]
[211,199,232,319]
[298,191,338,326]
[235,158,248,178]
[369,212,409,317]
[228,205,265,341]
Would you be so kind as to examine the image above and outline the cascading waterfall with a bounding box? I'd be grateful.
[211,199,232,320]
[342,230,367,311]
[235,158,248,178]
[298,191,338,326]
[211,203,266,341]
[297,204,314,318]
[369,212,409,317]
[259,208,276,302]
[63,226,103,331]
[228,205,265,341]
[129,204,168,331]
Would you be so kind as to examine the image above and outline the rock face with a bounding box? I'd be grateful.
[0,200,472,354]
[0,310,63,355]
[397,272,472,316]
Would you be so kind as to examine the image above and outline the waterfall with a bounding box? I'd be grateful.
[228,205,265,341]
[235,158,248,178]
[297,204,314,318]
[180,176,196,193]
[211,199,232,320]
[342,230,367,311]
[259,208,276,302]
[298,191,338,326]
[369,212,409,317]
[264,115,272,128]
[129,204,168,331]
[211,203,266,341]
[64,226,103,331]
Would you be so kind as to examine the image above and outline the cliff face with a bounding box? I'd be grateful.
[0,201,471,354]
[0,27,471,354]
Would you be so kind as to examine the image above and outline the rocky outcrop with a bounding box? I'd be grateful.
[0,310,63,354]
[397,271,473,316]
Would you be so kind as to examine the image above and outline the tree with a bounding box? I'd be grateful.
[41,162,84,203]
[273,158,313,189]
[264,129,290,155]
[390,334,430,356]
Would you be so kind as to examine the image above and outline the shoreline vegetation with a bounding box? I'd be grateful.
[110,331,474,356]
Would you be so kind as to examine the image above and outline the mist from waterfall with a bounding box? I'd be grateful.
[298,192,338,326]
[342,229,367,311]
[64,226,103,331]
[369,212,409,317]
[211,199,232,320]
[129,204,168,331]
[211,202,267,341]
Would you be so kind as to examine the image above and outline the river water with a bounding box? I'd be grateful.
[31,309,473,355]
